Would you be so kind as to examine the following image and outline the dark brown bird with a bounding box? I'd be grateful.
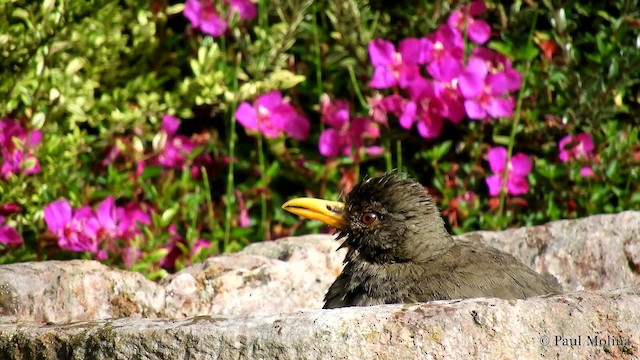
[282,173,561,309]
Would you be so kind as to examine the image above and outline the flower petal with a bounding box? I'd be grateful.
[235,102,258,131]
[319,129,343,157]
[510,153,532,177]
[488,146,507,173]
[256,91,283,111]
[485,174,503,196]
[416,117,443,139]
[368,39,395,66]
[44,199,73,234]
[463,100,486,119]
[507,176,530,195]
[486,97,514,118]
[370,67,396,89]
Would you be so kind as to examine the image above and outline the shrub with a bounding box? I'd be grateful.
[1,0,638,278]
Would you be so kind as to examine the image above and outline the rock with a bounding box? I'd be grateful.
[0,260,165,323]
[0,288,637,359]
[161,235,346,317]
[1,212,640,358]
[458,211,640,291]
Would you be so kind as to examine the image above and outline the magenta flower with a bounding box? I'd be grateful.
[236,91,310,140]
[0,203,20,216]
[458,57,515,120]
[559,133,594,162]
[235,189,250,228]
[153,115,198,170]
[368,94,405,125]
[318,96,383,159]
[425,26,464,82]
[159,224,211,272]
[368,38,430,89]
[44,197,151,259]
[433,80,465,124]
[558,132,596,177]
[471,48,522,92]
[399,78,444,139]
[184,0,228,37]
[44,199,106,259]
[0,118,42,179]
[0,215,22,246]
[485,146,532,196]
[115,202,152,239]
[447,0,491,45]
[226,0,257,21]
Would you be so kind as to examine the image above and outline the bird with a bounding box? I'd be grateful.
[282,173,561,309]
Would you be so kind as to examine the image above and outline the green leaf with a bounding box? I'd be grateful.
[160,207,178,228]
[166,4,185,15]
[65,58,86,75]
[31,112,46,129]
[606,160,619,178]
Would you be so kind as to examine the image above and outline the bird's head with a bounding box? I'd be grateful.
[282,173,451,263]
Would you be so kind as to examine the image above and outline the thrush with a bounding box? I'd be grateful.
[282,173,561,309]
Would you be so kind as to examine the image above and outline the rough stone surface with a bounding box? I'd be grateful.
[1,212,640,359]
[0,288,637,359]
[457,210,640,291]
[161,235,346,317]
[0,260,165,323]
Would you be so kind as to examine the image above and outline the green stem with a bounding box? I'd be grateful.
[257,134,268,240]
[384,137,393,172]
[223,55,239,252]
[202,167,217,253]
[348,65,367,109]
[498,14,538,218]
[259,0,267,29]
[396,139,403,172]
[313,3,323,99]
[313,3,325,133]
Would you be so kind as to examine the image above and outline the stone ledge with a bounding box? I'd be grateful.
[1,288,637,359]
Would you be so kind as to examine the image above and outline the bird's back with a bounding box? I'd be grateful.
[324,238,561,309]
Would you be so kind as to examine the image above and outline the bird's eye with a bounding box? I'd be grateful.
[360,212,378,225]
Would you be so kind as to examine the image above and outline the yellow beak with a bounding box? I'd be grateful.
[282,197,346,229]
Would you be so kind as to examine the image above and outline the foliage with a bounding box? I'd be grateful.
[0,0,639,278]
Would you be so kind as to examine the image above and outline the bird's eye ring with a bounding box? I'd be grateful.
[360,212,378,225]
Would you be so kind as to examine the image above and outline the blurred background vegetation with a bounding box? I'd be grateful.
[0,0,639,279]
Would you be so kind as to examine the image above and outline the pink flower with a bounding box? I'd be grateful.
[368,38,430,89]
[235,91,310,140]
[558,132,595,177]
[400,78,444,139]
[558,133,594,162]
[318,96,383,159]
[184,0,228,37]
[235,189,250,228]
[159,225,211,272]
[115,202,152,239]
[471,48,522,92]
[44,197,151,259]
[425,26,464,82]
[485,146,532,196]
[226,0,257,21]
[433,79,465,124]
[153,115,198,170]
[44,200,105,258]
[458,57,515,120]
[0,203,20,216]
[368,94,405,125]
[447,0,491,45]
[0,215,22,246]
[0,118,42,179]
